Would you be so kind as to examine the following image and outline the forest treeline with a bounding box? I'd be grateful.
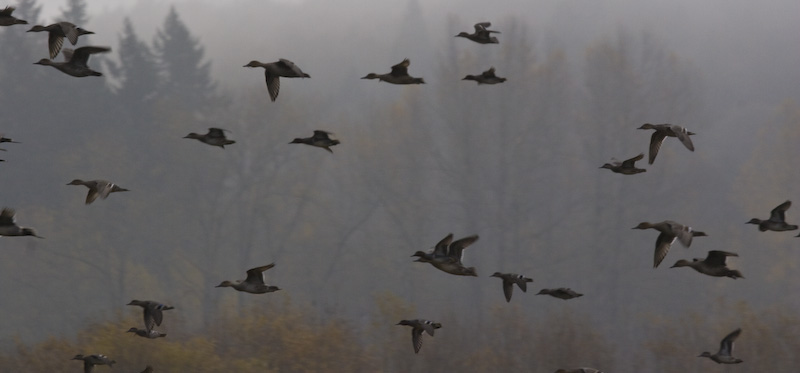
[3,295,800,372]
[2,0,800,371]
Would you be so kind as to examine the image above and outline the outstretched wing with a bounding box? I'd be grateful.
[770,200,792,222]
[245,263,275,285]
[621,153,644,168]
[447,235,479,262]
[390,59,410,77]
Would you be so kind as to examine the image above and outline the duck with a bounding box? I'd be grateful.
[127,327,167,339]
[490,272,533,302]
[632,220,706,268]
[670,250,744,279]
[0,207,43,238]
[27,22,94,59]
[747,200,797,232]
[455,22,500,44]
[412,234,479,276]
[67,179,129,204]
[72,354,115,372]
[33,46,109,77]
[637,123,695,164]
[554,369,604,373]
[361,59,425,85]
[289,130,340,153]
[396,319,441,354]
[600,153,646,175]
[462,67,506,84]
[0,133,20,144]
[140,366,154,373]
[0,6,27,26]
[183,128,235,148]
[698,328,743,364]
[244,59,309,102]
[127,300,174,333]
[216,263,280,294]
[536,288,583,300]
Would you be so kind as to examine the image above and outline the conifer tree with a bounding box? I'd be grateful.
[153,6,217,113]
[59,0,88,26]
[109,18,159,123]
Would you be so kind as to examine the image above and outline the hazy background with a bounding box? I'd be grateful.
[1,0,800,371]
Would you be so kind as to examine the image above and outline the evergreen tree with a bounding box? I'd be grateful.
[108,18,159,123]
[59,0,88,26]
[153,6,218,113]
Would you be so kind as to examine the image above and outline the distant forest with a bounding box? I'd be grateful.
[2,0,800,371]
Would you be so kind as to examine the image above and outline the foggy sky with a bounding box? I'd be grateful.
[2,0,800,371]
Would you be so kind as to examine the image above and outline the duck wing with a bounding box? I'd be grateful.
[0,208,16,226]
[411,327,424,353]
[647,131,667,164]
[706,250,737,267]
[670,125,695,151]
[143,303,169,331]
[664,221,693,247]
[83,359,93,373]
[517,277,530,292]
[621,153,644,168]
[433,233,453,257]
[719,328,741,356]
[277,59,307,77]
[653,232,677,268]
[501,278,514,302]
[207,128,228,139]
[447,234,479,262]
[245,263,275,285]
[0,6,16,16]
[419,320,438,336]
[68,46,110,67]
[390,59,410,77]
[474,22,499,33]
[312,130,333,141]
[769,200,792,222]
[48,32,65,60]
[263,70,280,101]
[57,22,79,45]
[85,187,101,204]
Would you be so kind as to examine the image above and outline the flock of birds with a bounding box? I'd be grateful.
[0,4,792,372]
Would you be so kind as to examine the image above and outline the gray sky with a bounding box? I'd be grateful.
[3,0,800,371]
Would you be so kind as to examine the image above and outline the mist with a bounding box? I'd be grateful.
[1,0,799,371]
